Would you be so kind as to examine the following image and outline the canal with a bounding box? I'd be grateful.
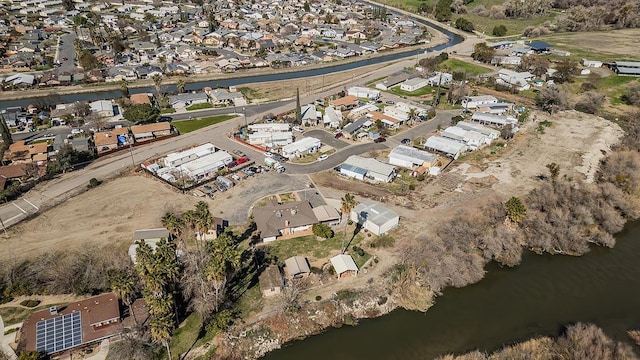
[0,12,463,109]
[264,221,640,359]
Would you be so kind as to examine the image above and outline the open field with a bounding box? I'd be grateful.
[172,115,235,133]
[537,29,640,62]
[439,58,492,75]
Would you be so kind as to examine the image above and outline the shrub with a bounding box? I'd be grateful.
[315,295,322,301]
[312,223,333,238]
[87,178,101,189]
[370,234,396,248]
[409,184,416,190]
[20,299,41,308]
[492,24,507,36]
[455,17,475,32]
[417,174,426,181]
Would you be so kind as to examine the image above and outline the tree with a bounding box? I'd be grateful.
[536,85,569,114]
[79,50,100,70]
[501,123,515,140]
[176,79,186,94]
[492,25,507,36]
[73,102,92,118]
[504,196,526,223]
[554,58,579,83]
[546,162,560,181]
[407,107,418,126]
[150,311,173,360]
[295,87,302,125]
[109,268,139,324]
[303,1,310,12]
[123,104,159,124]
[0,115,13,146]
[312,223,333,238]
[340,193,357,253]
[521,54,550,77]
[161,211,185,243]
[471,42,495,63]
[61,0,74,11]
[434,0,453,21]
[454,17,475,32]
[108,331,157,360]
[151,74,164,99]
[575,91,605,114]
[17,351,46,360]
[204,231,241,312]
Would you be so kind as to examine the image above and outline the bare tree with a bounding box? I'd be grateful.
[277,277,309,313]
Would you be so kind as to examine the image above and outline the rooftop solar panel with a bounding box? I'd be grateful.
[36,312,82,354]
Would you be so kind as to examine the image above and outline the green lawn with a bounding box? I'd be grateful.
[239,87,263,101]
[390,85,435,97]
[172,115,235,134]
[0,303,65,326]
[170,313,203,360]
[161,108,176,114]
[186,103,214,111]
[266,233,365,262]
[233,285,264,319]
[439,59,492,75]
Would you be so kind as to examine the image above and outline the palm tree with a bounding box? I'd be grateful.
[150,311,174,360]
[194,201,212,243]
[176,79,186,94]
[407,107,417,126]
[205,231,241,312]
[151,73,164,100]
[340,193,357,254]
[110,270,138,324]
[161,211,185,242]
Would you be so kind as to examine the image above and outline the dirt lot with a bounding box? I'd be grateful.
[1,171,311,262]
[545,29,640,60]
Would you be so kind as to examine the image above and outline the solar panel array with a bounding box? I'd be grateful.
[35,312,83,354]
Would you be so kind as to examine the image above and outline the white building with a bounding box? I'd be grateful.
[426,72,453,86]
[248,123,290,132]
[400,77,429,92]
[348,104,378,119]
[347,86,380,99]
[388,145,437,169]
[178,151,232,179]
[89,100,114,117]
[497,69,533,91]
[456,121,500,141]
[442,126,487,148]
[581,59,602,68]
[341,155,396,182]
[350,200,399,235]
[423,136,466,159]
[164,143,217,168]
[330,254,359,279]
[282,137,321,159]
[248,131,293,146]
[471,112,517,128]
[323,105,343,128]
[461,95,498,109]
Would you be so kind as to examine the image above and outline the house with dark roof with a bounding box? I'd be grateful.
[253,200,318,242]
[527,41,552,53]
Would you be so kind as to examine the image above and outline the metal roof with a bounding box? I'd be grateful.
[424,136,466,156]
[285,256,311,276]
[330,254,358,274]
[352,200,399,227]
[340,163,367,176]
[614,61,640,68]
[133,228,170,240]
[343,155,395,177]
[389,145,436,164]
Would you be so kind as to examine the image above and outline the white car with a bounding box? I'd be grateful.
[293,126,304,133]
[317,154,329,162]
[264,152,274,158]
[71,128,84,135]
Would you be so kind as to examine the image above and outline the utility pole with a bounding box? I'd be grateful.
[0,216,7,237]
[243,107,247,133]
[128,136,135,167]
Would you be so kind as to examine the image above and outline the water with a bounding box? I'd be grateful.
[264,221,640,359]
[0,11,462,109]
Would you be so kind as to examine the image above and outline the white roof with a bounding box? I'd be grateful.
[179,150,232,174]
[248,131,293,141]
[248,123,290,132]
[330,254,358,274]
[471,112,517,126]
[343,155,395,177]
[90,100,112,113]
[456,121,500,137]
[464,95,497,103]
[352,200,399,227]
[389,145,436,164]
[424,136,466,156]
[282,137,321,154]
[402,77,427,86]
[165,143,217,164]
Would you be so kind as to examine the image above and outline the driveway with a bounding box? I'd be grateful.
[303,129,349,150]
[284,142,388,174]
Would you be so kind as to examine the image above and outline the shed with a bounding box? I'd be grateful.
[350,200,399,236]
[285,256,311,278]
[330,254,358,279]
[259,265,283,297]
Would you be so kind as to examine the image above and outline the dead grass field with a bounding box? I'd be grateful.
[542,29,640,61]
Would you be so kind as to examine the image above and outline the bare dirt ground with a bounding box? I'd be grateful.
[545,29,640,59]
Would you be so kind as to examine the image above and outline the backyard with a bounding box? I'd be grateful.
[172,115,235,134]
[264,232,367,264]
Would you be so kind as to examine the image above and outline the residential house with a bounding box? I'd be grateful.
[348,104,378,120]
[368,111,402,129]
[581,59,602,68]
[19,293,121,355]
[527,41,552,53]
[282,137,321,159]
[347,86,380,99]
[4,73,35,87]
[248,123,290,133]
[253,200,318,242]
[342,117,370,138]
[6,140,48,164]
[400,77,428,92]
[177,151,233,180]
[375,70,414,91]
[130,122,172,142]
[497,69,533,91]
[456,121,500,141]
[311,205,341,226]
[0,164,28,190]
[423,136,466,159]
[301,104,320,124]
[206,88,244,106]
[612,61,640,76]
[323,105,343,128]
[441,126,487,149]
[477,102,513,115]
[134,65,163,79]
[461,95,498,109]
[167,92,209,110]
[350,200,400,236]
[471,112,517,128]
[330,254,358,279]
[89,100,114,117]
[330,95,358,110]
[284,256,311,279]
[248,131,293,147]
[425,72,452,86]
[94,128,130,153]
[259,265,283,297]
[388,145,436,169]
[128,228,171,263]
[341,155,396,183]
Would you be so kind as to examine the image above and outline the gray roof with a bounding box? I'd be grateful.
[389,145,436,164]
[133,228,170,240]
[168,92,209,103]
[343,117,369,134]
[352,200,399,227]
[343,155,395,178]
[253,201,318,239]
[423,136,466,157]
[259,265,283,291]
[614,61,640,68]
[285,256,311,277]
[385,70,414,87]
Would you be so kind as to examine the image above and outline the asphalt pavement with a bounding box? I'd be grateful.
[56,33,76,73]
[303,129,349,149]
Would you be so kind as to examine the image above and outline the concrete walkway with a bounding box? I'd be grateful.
[84,340,109,360]
[0,316,18,360]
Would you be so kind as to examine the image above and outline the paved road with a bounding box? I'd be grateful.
[303,129,349,149]
[57,33,76,73]
[0,52,458,229]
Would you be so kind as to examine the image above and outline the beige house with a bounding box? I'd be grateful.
[285,256,311,279]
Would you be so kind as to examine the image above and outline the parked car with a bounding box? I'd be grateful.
[159,116,173,122]
[242,168,255,176]
[401,138,411,145]
[236,157,249,165]
[71,128,84,135]
[216,183,227,192]
[335,132,343,139]
[203,185,213,192]
[231,174,241,181]
[264,152,274,158]
[227,160,238,168]
[386,100,395,105]
[249,166,260,173]
[374,137,387,143]
[317,154,329,162]
[232,149,245,156]
[293,126,304,133]
[273,154,287,162]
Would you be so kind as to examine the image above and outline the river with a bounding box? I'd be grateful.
[0,11,463,109]
[264,221,640,359]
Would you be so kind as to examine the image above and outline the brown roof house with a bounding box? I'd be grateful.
[330,95,358,110]
[5,141,48,164]
[94,127,130,153]
[259,265,284,298]
[253,200,318,242]
[0,164,27,190]
[130,122,172,142]
[19,293,121,356]
[284,256,311,279]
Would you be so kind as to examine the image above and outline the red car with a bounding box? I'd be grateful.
[335,132,343,139]
[62,57,68,61]
[236,157,249,164]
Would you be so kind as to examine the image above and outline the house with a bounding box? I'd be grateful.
[130,93,152,105]
[375,70,414,91]
[477,102,513,115]
[248,131,293,146]
[131,122,172,142]
[163,143,217,167]
[323,105,343,128]
[167,92,209,109]
[19,293,121,355]
[581,59,602,68]
[456,121,500,141]
[441,126,487,148]
[400,77,429,92]
[312,205,341,226]
[388,145,437,169]
[253,200,318,242]
[6,141,48,163]
[4,73,35,86]
[89,100,114,117]
[284,256,311,279]
[128,228,171,263]
[330,254,358,279]
[348,104,378,120]
[350,200,399,236]
[259,265,283,297]
[248,123,290,133]
[497,69,533,91]
[177,151,233,180]
[611,61,640,76]
[423,136,466,159]
[347,86,380,99]
[425,72,452,86]
[206,88,244,106]
[301,104,320,124]
[0,164,28,190]
[281,137,321,159]
[461,95,498,109]
[341,155,396,183]
[94,128,130,153]
[471,112,517,128]
[342,117,370,137]
[369,111,402,129]
[527,41,552,53]
[330,95,358,110]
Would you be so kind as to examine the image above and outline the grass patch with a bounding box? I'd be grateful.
[172,115,234,134]
[186,103,214,111]
[239,87,263,101]
[266,233,365,262]
[20,299,41,308]
[233,285,264,319]
[161,107,176,114]
[278,192,297,203]
[0,303,65,326]
[170,312,203,360]
[460,14,556,37]
[595,75,638,89]
[389,85,435,97]
[4,328,18,335]
[439,59,492,75]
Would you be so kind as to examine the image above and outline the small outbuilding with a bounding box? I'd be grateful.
[350,200,399,236]
[259,265,284,297]
[285,256,311,279]
[330,254,359,279]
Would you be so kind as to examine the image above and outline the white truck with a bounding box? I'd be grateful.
[264,157,285,172]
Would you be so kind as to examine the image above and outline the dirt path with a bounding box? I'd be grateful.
[0,295,84,309]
